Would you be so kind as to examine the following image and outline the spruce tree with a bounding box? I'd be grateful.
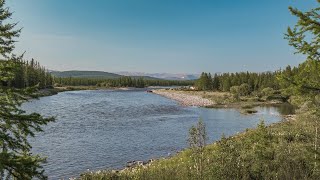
[0,0,54,179]
[283,0,320,93]
[285,1,320,176]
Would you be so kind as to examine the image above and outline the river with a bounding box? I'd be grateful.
[22,89,285,179]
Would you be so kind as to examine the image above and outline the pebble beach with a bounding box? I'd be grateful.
[152,90,215,107]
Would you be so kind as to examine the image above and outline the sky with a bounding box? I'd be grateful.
[6,0,318,74]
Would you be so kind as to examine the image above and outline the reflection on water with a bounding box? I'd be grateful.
[22,90,284,179]
[258,103,296,115]
[275,103,296,115]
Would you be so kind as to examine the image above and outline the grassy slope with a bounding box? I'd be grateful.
[80,102,320,180]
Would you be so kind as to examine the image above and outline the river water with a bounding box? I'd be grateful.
[22,89,285,179]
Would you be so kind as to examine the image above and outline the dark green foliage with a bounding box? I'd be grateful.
[230,85,241,99]
[54,76,194,88]
[261,87,274,97]
[0,87,55,179]
[239,83,250,96]
[229,83,252,98]
[10,58,53,89]
[0,1,20,58]
[195,72,213,90]
[278,60,320,95]
[196,71,279,94]
[0,0,54,179]
[281,0,320,94]
[285,1,320,62]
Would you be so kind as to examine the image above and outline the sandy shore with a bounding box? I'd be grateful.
[153,90,215,107]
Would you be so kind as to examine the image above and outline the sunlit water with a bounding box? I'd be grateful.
[22,89,285,179]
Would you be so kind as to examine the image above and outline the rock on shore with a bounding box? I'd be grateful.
[153,90,215,107]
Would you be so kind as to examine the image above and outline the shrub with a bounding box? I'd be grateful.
[261,87,274,97]
[239,83,251,96]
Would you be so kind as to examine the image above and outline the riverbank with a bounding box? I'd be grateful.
[152,89,286,114]
[30,86,99,98]
[34,87,291,115]
[80,107,317,180]
[77,90,304,180]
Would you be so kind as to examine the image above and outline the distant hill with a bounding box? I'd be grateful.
[50,70,163,80]
[117,72,199,80]
[130,76,162,80]
[50,71,121,79]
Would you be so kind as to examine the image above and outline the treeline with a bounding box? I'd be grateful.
[9,58,54,89]
[278,60,320,95]
[194,62,319,99]
[54,76,194,88]
[195,71,279,92]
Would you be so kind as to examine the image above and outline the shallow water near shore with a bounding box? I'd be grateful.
[22,89,285,179]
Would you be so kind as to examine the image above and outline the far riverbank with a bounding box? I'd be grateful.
[33,86,169,98]
[152,89,294,115]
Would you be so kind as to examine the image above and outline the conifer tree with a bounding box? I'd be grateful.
[284,1,320,176]
[283,0,320,93]
[0,0,54,179]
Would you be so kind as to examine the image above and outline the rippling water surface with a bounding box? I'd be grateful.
[22,90,283,179]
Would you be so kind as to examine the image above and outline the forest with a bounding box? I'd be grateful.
[195,71,279,92]
[4,60,193,89]
[3,58,53,89]
[194,62,316,97]
[54,76,194,88]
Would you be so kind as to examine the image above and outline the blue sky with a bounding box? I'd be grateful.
[7,0,318,73]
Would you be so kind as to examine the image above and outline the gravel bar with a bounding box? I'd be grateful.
[153,90,215,107]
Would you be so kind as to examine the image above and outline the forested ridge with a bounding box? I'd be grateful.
[7,59,307,94]
[54,76,194,88]
[7,64,193,89]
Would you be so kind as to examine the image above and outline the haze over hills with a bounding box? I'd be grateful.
[116,72,200,80]
[50,70,198,80]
